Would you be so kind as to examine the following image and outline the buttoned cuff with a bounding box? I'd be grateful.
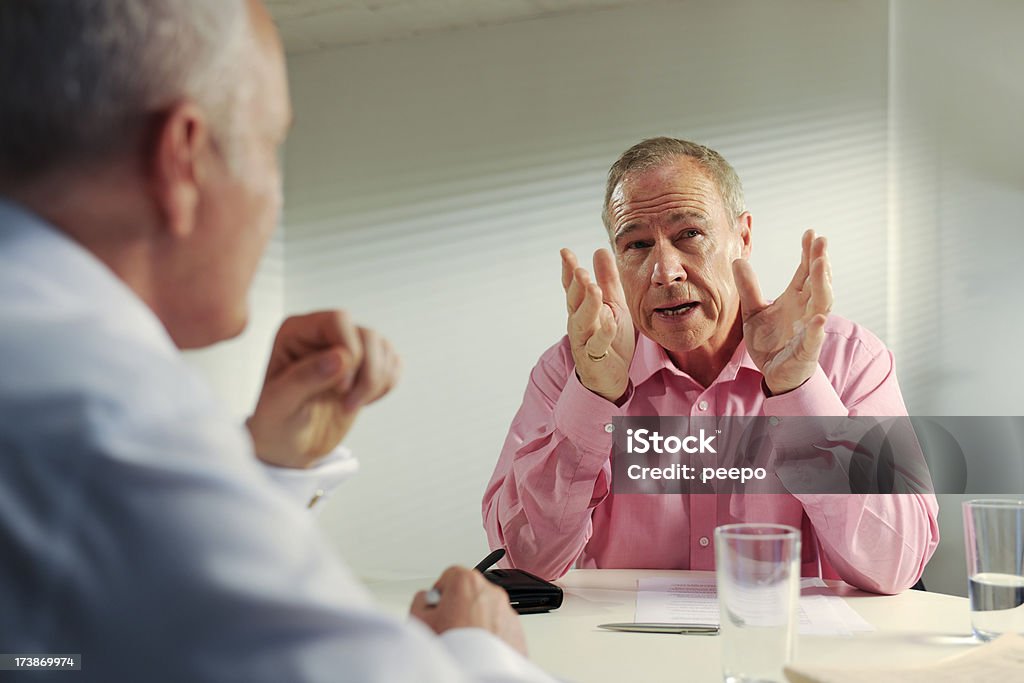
[553,373,627,453]
[440,628,559,682]
[262,445,359,511]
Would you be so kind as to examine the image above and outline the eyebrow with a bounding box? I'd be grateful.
[613,223,643,242]
[613,211,708,242]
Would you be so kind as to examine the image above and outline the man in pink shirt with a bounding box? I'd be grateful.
[482,137,939,594]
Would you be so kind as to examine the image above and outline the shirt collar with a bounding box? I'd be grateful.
[630,331,760,387]
[0,198,177,357]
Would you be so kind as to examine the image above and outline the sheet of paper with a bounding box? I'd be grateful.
[635,577,875,636]
[635,577,719,626]
[784,632,1024,683]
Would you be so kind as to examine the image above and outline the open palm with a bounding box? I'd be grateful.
[732,230,833,395]
[561,248,636,403]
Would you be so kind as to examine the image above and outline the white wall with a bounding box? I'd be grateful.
[890,0,1024,416]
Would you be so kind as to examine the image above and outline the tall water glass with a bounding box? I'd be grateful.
[715,523,800,683]
[963,499,1024,640]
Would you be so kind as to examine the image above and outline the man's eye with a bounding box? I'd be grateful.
[682,229,701,239]
[626,240,653,250]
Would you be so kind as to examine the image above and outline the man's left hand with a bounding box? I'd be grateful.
[247,311,401,469]
[732,229,833,396]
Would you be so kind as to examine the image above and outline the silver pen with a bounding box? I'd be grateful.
[597,622,719,635]
[425,549,508,607]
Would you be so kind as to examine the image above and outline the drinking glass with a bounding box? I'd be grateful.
[715,523,800,683]
[963,499,1024,640]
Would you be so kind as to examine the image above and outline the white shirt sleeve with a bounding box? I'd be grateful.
[261,443,360,510]
[441,628,568,683]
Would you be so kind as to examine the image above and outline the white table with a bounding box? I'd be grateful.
[367,569,981,682]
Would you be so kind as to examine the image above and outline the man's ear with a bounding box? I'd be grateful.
[735,211,753,259]
[149,101,209,239]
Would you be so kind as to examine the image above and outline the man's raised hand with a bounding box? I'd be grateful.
[247,311,401,469]
[561,248,635,403]
[732,229,833,396]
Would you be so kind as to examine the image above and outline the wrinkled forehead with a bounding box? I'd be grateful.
[608,159,726,228]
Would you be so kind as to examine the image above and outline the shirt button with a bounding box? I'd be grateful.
[768,416,781,426]
[699,536,710,547]
[698,400,709,411]
[604,423,614,433]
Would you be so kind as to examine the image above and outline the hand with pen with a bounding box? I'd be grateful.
[409,550,527,656]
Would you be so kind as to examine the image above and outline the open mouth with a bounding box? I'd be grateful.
[654,302,699,317]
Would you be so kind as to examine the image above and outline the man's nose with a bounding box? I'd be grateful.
[650,245,687,287]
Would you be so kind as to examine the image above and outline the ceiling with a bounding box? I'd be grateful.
[266,0,661,53]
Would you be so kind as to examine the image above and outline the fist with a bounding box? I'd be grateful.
[410,566,528,657]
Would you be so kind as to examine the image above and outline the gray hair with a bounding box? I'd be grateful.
[0,0,249,181]
[602,137,746,230]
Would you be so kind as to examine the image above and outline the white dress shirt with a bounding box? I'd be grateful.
[0,200,557,683]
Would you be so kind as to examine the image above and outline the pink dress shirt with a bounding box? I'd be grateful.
[482,315,939,594]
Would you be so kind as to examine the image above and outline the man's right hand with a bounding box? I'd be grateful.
[247,311,401,469]
[560,248,635,403]
[410,566,528,657]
